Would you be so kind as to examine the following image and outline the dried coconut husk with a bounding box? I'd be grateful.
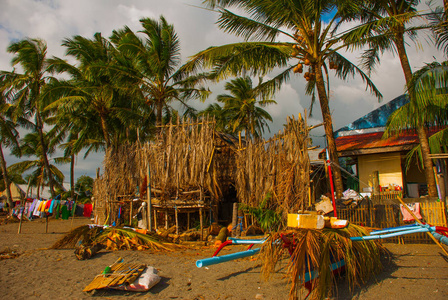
[259,224,386,300]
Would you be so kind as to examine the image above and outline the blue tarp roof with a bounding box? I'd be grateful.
[335,94,409,137]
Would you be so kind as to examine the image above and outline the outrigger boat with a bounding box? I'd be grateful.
[196,215,448,293]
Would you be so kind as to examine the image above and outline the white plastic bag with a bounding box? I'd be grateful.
[116,266,161,292]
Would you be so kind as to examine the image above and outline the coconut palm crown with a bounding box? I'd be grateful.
[182,0,382,197]
[342,0,440,197]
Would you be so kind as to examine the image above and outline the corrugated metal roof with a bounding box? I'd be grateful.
[335,94,409,137]
[335,131,418,152]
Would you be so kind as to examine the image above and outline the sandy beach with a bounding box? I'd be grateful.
[1,217,448,300]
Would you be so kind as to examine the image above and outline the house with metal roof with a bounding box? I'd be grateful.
[334,95,441,198]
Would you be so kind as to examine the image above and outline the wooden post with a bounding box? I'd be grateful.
[17,200,25,234]
[129,198,133,226]
[373,171,380,195]
[147,164,152,231]
[199,207,203,241]
[18,178,31,234]
[232,202,238,236]
[165,209,168,230]
[45,214,49,233]
[175,206,179,235]
[154,209,157,230]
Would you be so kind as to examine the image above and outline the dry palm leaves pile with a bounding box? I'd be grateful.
[51,225,180,259]
[0,247,20,260]
[259,224,386,300]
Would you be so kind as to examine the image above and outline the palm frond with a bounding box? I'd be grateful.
[260,224,385,299]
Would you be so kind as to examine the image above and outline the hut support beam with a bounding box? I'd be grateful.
[154,209,157,230]
[165,209,168,230]
[147,164,152,231]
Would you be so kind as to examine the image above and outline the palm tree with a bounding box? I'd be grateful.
[44,33,149,151]
[0,91,20,208]
[344,0,439,197]
[216,76,276,140]
[0,39,58,197]
[427,1,448,53]
[8,132,65,198]
[182,0,382,197]
[111,16,211,127]
[385,61,448,170]
[199,103,231,133]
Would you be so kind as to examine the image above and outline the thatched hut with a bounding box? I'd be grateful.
[234,115,311,228]
[93,117,238,237]
[93,114,312,237]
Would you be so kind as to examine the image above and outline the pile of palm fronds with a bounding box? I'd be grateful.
[259,224,386,300]
[51,225,103,249]
[96,228,179,252]
[51,225,180,257]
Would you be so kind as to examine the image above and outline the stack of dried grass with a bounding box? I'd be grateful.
[93,117,224,225]
[235,114,310,223]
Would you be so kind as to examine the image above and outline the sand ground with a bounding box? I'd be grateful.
[1,217,448,300]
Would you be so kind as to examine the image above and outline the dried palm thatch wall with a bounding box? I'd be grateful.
[235,115,310,221]
[93,117,227,226]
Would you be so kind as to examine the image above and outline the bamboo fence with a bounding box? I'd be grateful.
[234,114,310,222]
[339,201,447,243]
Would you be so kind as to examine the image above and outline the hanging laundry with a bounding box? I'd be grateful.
[400,202,423,222]
[33,200,42,216]
[44,200,52,212]
[49,199,56,214]
[83,203,93,218]
[61,205,70,220]
[28,199,37,218]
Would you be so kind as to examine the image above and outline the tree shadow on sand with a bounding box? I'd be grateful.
[332,250,399,299]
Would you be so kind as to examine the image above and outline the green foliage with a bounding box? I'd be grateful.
[239,192,283,232]
[74,175,94,203]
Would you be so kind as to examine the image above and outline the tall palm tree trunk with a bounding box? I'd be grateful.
[157,100,163,127]
[36,112,56,198]
[100,115,111,148]
[315,65,344,199]
[395,32,438,198]
[0,144,14,208]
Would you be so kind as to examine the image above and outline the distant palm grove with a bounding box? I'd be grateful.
[1,1,448,208]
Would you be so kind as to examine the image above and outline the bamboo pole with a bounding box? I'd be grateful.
[165,209,168,230]
[147,164,152,231]
[397,196,448,257]
[129,198,133,226]
[153,209,157,230]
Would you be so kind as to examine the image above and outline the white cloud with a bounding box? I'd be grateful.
[1,0,446,182]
